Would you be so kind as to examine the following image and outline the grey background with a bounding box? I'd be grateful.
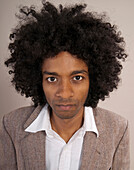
[0,0,134,169]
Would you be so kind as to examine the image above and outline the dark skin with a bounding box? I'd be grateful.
[42,51,89,143]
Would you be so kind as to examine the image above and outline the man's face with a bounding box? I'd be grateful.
[42,51,89,119]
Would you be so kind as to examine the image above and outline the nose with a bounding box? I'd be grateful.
[55,79,74,99]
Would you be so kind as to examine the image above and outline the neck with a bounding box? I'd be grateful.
[50,107,84,143]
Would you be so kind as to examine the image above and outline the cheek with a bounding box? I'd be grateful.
[75,83,89,101]
[42,83,56,102]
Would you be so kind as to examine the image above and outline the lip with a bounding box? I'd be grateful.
[56,104,75,111]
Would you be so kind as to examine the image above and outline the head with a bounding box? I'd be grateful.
[5,1,127,108]
[42,51,89,119]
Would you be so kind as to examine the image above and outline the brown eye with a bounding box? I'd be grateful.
[47,77,57,82]
[73,76,83,81]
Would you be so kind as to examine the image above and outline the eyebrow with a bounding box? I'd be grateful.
[70,70,88,76]
[43,71,59,76]
[43,70,88,76]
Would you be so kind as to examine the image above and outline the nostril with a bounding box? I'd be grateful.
[56,91,74,98]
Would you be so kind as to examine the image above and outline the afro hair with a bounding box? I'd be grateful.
[5,1,127,108]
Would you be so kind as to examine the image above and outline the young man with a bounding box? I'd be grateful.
[0,1,129,170]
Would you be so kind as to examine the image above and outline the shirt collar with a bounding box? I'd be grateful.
[25,104,99,137]
[83,106,99,137]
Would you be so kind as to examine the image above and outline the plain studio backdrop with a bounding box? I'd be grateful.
[0,0,134,169]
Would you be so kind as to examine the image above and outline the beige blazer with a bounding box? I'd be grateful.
[0,105,130,170]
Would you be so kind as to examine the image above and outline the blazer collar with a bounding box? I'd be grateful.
[22,106,106,170]
[23,105,44,130]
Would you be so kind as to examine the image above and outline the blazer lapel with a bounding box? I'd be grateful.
[20,131,46,169]
[20,105,46,170]
[80,132,104,170]
[80,108,105,170]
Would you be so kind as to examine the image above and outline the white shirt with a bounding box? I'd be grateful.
[25,104,99,170]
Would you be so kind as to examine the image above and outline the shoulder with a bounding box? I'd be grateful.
[93,107,128,140]
[94,107,128,126]
[1,105,44,142]
[2,106,36,130]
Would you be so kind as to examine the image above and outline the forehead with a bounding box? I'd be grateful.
[42,51,88,74]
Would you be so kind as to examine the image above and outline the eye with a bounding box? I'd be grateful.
[47,77,57,82]
[73,76,83,81]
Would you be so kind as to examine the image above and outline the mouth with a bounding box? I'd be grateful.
[56,104,75,111]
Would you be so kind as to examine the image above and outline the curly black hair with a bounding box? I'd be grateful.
[5,1,127,108]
